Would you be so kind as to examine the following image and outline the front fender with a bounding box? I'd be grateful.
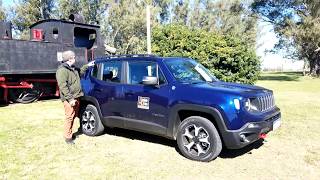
[79,96,103,120]
[166,104,228,140]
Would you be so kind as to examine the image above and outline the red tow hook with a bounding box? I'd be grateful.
[259,133,267,139]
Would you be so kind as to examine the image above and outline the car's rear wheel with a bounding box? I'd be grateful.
[177,116,222,162]
[80,104,104,136]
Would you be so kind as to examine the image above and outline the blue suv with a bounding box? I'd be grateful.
[80,55,281,162]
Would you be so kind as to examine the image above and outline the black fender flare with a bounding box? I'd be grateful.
[167,104,229,140]
[79,96,103,119]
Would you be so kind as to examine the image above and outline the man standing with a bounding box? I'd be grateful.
[56,50,93,144]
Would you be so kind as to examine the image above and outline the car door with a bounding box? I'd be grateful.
[121,60,171,135]
[90,60,125,119]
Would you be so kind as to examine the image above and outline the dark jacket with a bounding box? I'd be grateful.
[56,63,88,102]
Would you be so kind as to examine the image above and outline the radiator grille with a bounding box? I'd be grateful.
[256,94,275,112]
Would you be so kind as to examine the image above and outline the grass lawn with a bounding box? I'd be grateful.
[0,72,319,179]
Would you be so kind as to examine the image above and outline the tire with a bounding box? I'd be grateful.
[177,116,222,162]
[9,89,41,104]
[80,104,104,136]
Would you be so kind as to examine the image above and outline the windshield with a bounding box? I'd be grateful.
[164,58,218,83]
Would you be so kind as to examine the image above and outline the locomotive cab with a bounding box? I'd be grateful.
[29,15,104,62]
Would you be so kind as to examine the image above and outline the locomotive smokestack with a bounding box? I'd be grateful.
[0,21,12,39]
[68,14,85,23]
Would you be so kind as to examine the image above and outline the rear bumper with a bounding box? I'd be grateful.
[222,112,281,149]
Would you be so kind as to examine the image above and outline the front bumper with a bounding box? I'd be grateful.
[222,112,281,149]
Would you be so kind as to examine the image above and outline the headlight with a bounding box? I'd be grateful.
[245,98,259,112]
[234,99,240,110]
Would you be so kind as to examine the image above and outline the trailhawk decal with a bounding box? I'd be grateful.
[137,96,150,110]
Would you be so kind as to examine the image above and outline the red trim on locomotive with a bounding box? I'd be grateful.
[0,78,59,103]
[0,80,32,103]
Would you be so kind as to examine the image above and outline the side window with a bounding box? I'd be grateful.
[74,27,96,49]
[102,61,122,83]
[128,62,166,85]
[158,70,166,85]
[53,28,58,39]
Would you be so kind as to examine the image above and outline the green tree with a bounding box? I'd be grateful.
[58,0,80,19]
[152,24,260,84]
[152,0,171,23]
[12,0,55,38]
[79,0,102,23]
[0,0,6,21]
[173,0,190,25]
[101,0,149,54]
[100,0,258,55]
[252,0,320,76]
[58,0,102,24]
[210,0,258,47]
[171,0,258,48]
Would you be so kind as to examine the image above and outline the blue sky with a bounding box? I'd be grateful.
[2,0,11,7]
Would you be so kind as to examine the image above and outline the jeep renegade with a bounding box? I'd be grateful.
[80,55,281,162]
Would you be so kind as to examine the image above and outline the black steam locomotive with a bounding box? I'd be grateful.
[0,15,105,103]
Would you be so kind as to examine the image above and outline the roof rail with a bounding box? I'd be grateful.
[103,54,157,59]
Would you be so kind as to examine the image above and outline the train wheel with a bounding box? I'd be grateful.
[10,89,41,104]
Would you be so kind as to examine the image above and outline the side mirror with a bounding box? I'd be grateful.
[142,76,158,85]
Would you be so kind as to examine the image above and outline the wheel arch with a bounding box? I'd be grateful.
[168,104,228,143]
[79,96,103,119]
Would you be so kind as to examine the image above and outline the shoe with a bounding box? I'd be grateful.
[72,134,79,140]
[72,129,83,140]
[65,138,75,145]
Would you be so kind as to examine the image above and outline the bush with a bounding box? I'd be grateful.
[152,24,260,84]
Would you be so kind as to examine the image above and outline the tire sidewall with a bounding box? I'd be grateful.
[177,116,222,162]
[80,104,104,136]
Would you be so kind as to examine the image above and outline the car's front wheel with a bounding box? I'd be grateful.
[177,116,222,162]
[80,104,104,136]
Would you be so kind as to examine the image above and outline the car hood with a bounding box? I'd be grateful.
[187,81,271,97]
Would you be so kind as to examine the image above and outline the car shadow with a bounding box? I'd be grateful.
[103,127,177,148]
[93,127,265,159]
[219,139,264,159]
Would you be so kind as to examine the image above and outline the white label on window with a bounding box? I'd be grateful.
[147,65,152,76]
[195,64,212,82]
[137,96,150,110]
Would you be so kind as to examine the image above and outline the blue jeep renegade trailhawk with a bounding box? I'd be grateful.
[80,54,281,162]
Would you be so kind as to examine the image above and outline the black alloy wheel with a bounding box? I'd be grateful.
[177,116,222,162]
[80,104,104,136]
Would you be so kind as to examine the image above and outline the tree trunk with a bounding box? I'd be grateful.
[316,58,320,76]
[303,59,309,76]
[309,58,320,76]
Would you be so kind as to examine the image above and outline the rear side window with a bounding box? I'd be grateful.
[102,61,122,83]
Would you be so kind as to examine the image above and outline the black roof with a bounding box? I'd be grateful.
[29,19,100,29]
